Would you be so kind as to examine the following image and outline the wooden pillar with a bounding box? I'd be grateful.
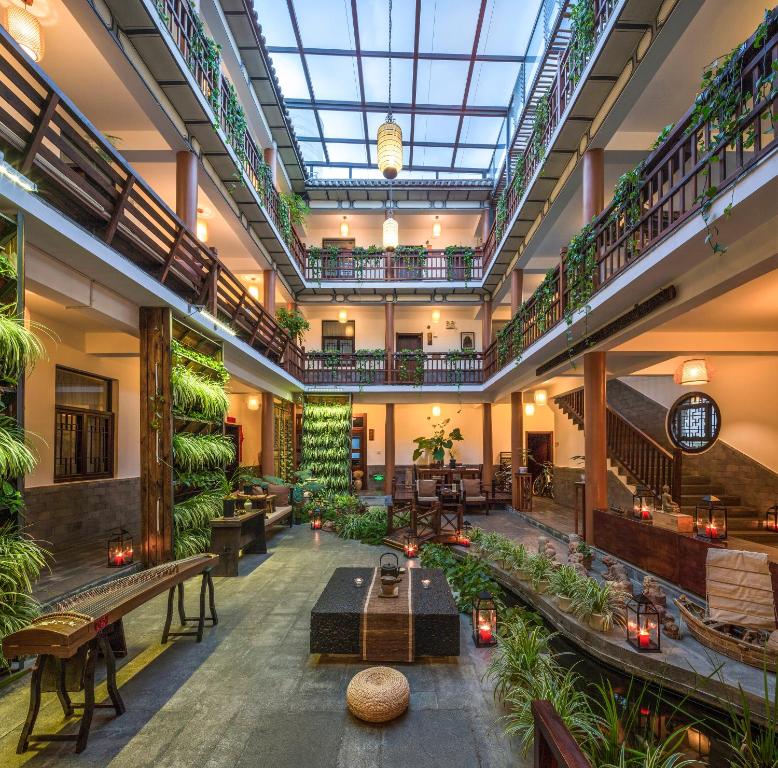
[261,392,275,476]
[385,403,395,498]
[482,403,493,488]
[263,144,278,190]
[263,269,277,317]
[481,207,493,243]
[582,148,604,224]
[511,391,524,509]
[175,150,198,231]
[584,351,607,542]
[385,300,394,384]
[510,268,523,316]
[139,307,173,565]
[481,298,492,349]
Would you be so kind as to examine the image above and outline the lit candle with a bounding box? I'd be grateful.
[641,507,651,520]
[638,628,651,648]
[354,577,364,588]
[313,518,322,530]
[705,522,718,539]
[478,623,493,644]
[112,550,125,566]
[421,578,431,589]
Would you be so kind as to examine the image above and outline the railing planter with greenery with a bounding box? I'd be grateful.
[393,245,427,279]
[275,308,310,344]
[394,348,426,387]
[444,245,475,283]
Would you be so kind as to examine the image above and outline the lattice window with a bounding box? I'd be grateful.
[667,392,721,454]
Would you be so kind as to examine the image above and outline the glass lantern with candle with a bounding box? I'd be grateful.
[472,591,498,647]
[108,528,133,567]
[632,487,655,522]
[403,532,419,558]
[456,521,472,547]
[694,495,728,541]
[625,593,661,652]
[310,508,323,530]
[766,502,777,532]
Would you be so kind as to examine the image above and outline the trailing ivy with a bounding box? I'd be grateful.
[395,348,425,387]
[171,339,229,385]
[568,0,596,87]
[608,163,644,258]
[352,245,383,281]
[275,307,309,343]
[444,245,475,284]
[446,348,477,387]
[531,91,550,166]
[355,349,385,386]
[394,245,428,276]
[279,193,309,245]
[307,245,340,282]
[222,80,247,164]
[563,222,598,326]
[534,269,557,334]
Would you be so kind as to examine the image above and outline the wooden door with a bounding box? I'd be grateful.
[526,432,553,481]
[396,333,423,385]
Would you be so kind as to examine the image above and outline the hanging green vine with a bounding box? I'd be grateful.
[531,91,550,165]
[352,245,383,281]
[354,348,385,387]
[222,80,247,164]
[495,192,508,242]
[307,245,340,282]
[395,348,425,387]
[446,348,476,387]
[563,222,598,326]
[608,162,644,258]
[534,269,557,334]
[568,0,596,87]
[444,245,475,283]
[394,245,428,276]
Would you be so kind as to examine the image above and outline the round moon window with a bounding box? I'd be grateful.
[666,392,721,454]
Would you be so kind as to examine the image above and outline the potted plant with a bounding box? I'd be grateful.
[352,469,364,491]
[526,554,553,593]
[412,417,463,466]
[275,307,310,344]
[449,450,457,468]
[576,541,594,570]
[572,580,618,632]
[549,564,583,613]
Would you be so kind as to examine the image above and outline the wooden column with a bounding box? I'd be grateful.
[510,269,523,316]
[481,298,492,349]
[263,269,277,317]
[175,150,198,231]
[582,148,604,224]
[261,392,275,476]
[482,403,493,488]
[139,307,173,565]
[385,300,394,384]
[510,391,524,509]
[385,403,395,498]
[263,144,278,190]
[584,351,607,542]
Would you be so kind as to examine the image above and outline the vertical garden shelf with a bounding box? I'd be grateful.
[301,396,352,493]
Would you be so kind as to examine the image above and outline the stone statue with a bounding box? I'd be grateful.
[567,534,581,556]
[567,552,588,577]
[538,536,558,562]
[643,576,667,609]
[662,614,681,640]
[602,556,633,596]
[661,484,680,514]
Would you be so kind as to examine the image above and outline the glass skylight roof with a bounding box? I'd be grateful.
[260,0,544,180]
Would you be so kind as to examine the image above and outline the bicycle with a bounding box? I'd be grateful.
[532,461,554,499]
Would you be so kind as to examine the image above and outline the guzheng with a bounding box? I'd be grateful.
[2,553,218,659]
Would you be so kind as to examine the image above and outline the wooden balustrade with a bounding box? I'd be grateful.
[0,27,303,375]
[304,248,483,282]
[483,23,778,379]
[554,388,682,501]
[304,352,484,386]
[532,700,592,768]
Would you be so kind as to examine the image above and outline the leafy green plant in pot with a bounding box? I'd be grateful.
[572,579,621,632]
[412,417,463,465]
[549,564,585,613]
[526,553,554,593]
[275,307,310,344]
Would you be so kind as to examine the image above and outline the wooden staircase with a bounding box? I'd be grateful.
[554,388,767,540]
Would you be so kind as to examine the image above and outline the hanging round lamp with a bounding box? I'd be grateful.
[432,216,441,238]
[7,1,44,62]
[675,358,710,386]
[383,209,399,250]
[340,216,349,237]
[376,0,402,179]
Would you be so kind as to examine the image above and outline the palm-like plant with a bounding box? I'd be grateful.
[172,432,236,472]
[171,365,229,422]
[550,564,585,599]
[0,311,48,383]
[0,416,36,478]
[526,553,554,590]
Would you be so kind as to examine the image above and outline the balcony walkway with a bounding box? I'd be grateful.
[0,526,527,768]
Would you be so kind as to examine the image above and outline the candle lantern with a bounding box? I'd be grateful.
[403,533,419,559]
[108,528,134,567]
[766,502,777,532]
[632,486,655,521]
[310,508,323,530]
[455,521,472,547]
[625,593,661,652]
[694,495,728,541]
[380,551,400,578]
[472,591,498,647]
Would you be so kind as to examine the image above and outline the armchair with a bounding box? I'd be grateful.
[460,478,490,515]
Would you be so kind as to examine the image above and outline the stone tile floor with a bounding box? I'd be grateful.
[0,525,529,768]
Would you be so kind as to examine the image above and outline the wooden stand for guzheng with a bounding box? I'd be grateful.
[2,553,219,754]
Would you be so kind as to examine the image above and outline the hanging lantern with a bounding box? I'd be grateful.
[311,508,323,530]
[248,284,260,300]
[431,405,441,418]
[403,532,419,559]
[432,216,441,238]
[247,395,260,411]
[632,486,655,521]
[694,495,728,541]
[107,528,134,567]
[533,389,548,406]
[383,211,399,250]
[625,593,661,652]
[338,309,348,324]
[7,2,44,62]
[472,591,498,647]
[340,216,349,237]
[196,219,208,242]
[431,309,441,323]
[524,403,535,417]
[377,120,403,179]
[675,358,710,386]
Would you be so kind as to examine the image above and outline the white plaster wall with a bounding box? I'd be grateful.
[227,393,262,467]
[25,312,140,487]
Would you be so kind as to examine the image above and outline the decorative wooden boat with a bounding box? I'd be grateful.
[674,548,778,673]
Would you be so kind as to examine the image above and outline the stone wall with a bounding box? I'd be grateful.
[606,379,671,449]
[553,465,632,512]
[23,477,141,552]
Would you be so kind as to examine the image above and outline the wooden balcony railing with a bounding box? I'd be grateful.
[554,388,682,501]
[156,0,308,271]
[303,247,483,282]
[532,700,592,768]
[0,26,303,377]
[484,21,778,379]
[304,352,483,386]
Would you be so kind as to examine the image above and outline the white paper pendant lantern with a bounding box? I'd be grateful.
[383,212,399,250]
[377,119,402,179]
[7,2,43,62]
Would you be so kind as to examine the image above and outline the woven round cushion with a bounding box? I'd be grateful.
[346,666,410,723]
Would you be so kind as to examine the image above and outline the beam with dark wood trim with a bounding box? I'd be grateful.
[104,176,135,245]
[20,92,59,174]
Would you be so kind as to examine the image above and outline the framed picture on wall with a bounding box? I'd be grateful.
[460,331,475,350]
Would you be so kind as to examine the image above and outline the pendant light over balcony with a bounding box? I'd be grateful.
[432,216,441,238]
[7,1,43,62]
[376,0,402,180]
[383,208,398,250]
[340,216,349,237]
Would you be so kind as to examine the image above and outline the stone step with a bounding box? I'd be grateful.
[681,493,742,506]
[680,504,759,518]
[681,482,724,494]
[682,475,712,485]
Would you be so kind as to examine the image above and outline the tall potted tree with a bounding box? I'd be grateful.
[412,418,463,467]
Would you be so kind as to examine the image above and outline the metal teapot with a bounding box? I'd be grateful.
[380,552,400,580]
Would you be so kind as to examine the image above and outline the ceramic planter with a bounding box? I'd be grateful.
[535,580,550,594]
[557,595,573,613]
[589,612,608,632]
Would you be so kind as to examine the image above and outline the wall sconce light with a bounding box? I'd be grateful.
[534,389,547,406]
[432,215,441,238]
[196,219,208,242]
[431,405,441,418]
[340,216,349,237]
[248,284,259,300]
[524,403,535,417]
[431,309,441,323]
[7,1,44,62]
[247,395,260,411]
[675,358,710,386]
[338,309,348,324]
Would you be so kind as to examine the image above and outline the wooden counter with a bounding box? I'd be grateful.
[210,509,267,576]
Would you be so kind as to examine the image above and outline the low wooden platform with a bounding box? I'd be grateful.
[310,567,459,660]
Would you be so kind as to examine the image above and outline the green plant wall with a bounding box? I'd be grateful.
[301,400,351,493]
